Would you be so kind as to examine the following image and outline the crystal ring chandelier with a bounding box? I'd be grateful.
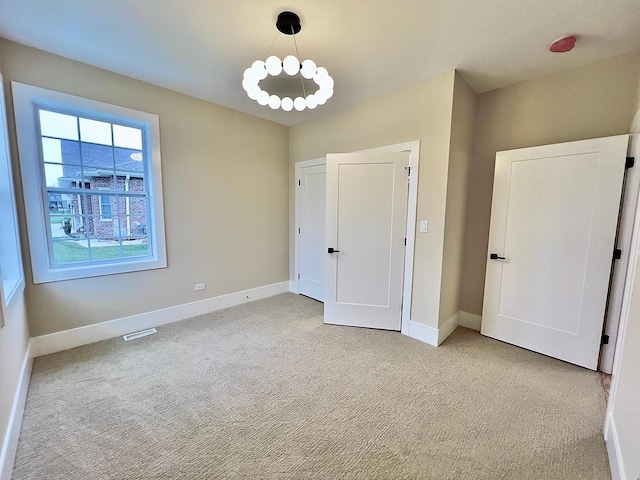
[242,12,334,112]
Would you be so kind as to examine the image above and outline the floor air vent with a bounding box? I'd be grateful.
[123,328,157,341]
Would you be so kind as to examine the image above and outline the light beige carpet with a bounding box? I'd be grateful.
[13,293,610,479]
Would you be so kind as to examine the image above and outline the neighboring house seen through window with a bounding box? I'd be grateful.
[12,82,167,283]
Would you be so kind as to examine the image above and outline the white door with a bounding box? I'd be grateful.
[298,163,326,301]
[482,135,629,370]
[324,151,409,330]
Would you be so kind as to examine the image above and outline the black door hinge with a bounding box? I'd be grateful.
[298,179,301,186]
[404,166,411,176]
[613,249,622,260]
[626,157,635,169]
[602,334,609,345]
[404,238,407,246]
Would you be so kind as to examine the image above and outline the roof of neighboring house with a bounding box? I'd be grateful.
[60,139,144,180]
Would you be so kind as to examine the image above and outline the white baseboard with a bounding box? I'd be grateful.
[0,341,32,480]
[459,311,482,331]
[438,312,460,345]
[408,310,481,347]
[30,281,290,358]
[289,280,298,294]
[408,320,438,346]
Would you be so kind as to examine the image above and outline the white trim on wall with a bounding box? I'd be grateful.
[408,320,439,346]
[437,312,460,345]
[30,281,289,357]
[0,341,32,480]
[604,134,640,480]
[294,157,326,296]
[600,134,640,373]
[407,309,480,347]
[459,311,482,331]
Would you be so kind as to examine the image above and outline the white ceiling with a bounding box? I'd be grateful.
[1,0,639,126]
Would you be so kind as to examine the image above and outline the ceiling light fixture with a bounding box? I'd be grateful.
[549,35,577,53]
[242,11,334,112]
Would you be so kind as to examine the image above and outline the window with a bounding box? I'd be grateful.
[99,190,113,220]
[0,73,24,310]
[12,82,167,283]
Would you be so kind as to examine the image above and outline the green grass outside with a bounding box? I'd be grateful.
[53,241,148,264]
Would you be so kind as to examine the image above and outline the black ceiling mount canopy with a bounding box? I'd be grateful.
[276,11,301,35]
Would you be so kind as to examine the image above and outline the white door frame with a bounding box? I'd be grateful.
[293,140,420,336]
[294,157,326,295]
[600,134,640,372]
[604,134,640,468]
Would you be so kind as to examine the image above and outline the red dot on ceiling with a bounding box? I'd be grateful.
[550,35,577,53]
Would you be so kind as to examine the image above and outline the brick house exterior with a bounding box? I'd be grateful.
[54,140,147,239]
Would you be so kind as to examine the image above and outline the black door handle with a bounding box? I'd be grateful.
[490,253,506,260]
[328,247,340,254]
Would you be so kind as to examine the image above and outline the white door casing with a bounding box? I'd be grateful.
[481,135,629,370]
[324,151,410,331]
[599,135,640,373]
[297,162,326,301]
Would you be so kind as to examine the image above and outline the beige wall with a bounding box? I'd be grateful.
[290,71,456,329]
[0,39,290,337]
[438,73,476,325]
[460,50,640,315]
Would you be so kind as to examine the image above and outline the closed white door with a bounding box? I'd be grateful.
[482,135,629,370]
[324,151,409,330]
[298,164,326,301]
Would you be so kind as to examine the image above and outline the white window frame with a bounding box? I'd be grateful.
[12,82,167,283]
[0,73,25,311]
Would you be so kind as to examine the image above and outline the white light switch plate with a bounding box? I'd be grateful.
[420,221,428,233]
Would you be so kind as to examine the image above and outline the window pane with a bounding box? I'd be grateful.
[115,197,148,230]
[122,236,149,258]
[120,215,148,258]
[79,118,112,146]
[39,110,78,141]
[132,216,148,237]
[80,142,114,173]
[114,147,144,182]
[49,190,84,238]
[52,239,89,264]
[113,173,145,192]
[44,163,66,188]
[91,212,118,239]
[41,137,63,164]
[85,223,122,261]
[90,245,123,261]
[113,125,142,150]
[116,214,148,237]
[47,191,72,215]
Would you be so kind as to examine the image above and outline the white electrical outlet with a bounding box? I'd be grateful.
[194,283,206,291]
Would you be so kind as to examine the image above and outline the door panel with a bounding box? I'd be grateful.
[482,135,629,370]
[298,164,326,301]
[325,151,409,330]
